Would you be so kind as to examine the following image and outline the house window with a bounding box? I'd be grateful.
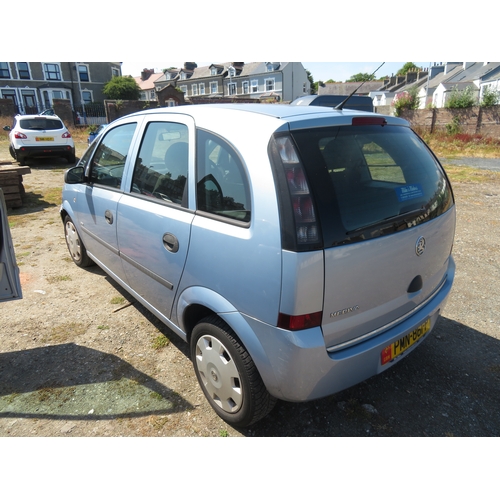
[265,78,275,91]
[21,90,37,113]
[82,91,92,104]
[180,85,187,94]
[17,63,31,79]
[44,63,61,81]
[211,67,217,76]
[112,67,120,78]
[266,63,274,72]
[200,83,205,95]
[150,89,156,100]
[210,82,218,94]
[228,83,236,96]
[181,72,186,80]
[243,81,249,94]
[251,80,258,93]
[0,62,10,78]
[192,84,198,96]
[78,64,90,82]
[229,67,236,77]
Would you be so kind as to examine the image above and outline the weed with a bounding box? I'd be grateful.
[46,275,72,284]
[150,392,164,401]
[151,334,170,350]
[110,296,126,305]
[97,325,110,330]
[219,429,229,437]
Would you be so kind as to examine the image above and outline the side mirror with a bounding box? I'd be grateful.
[64,166,85,184]
[3,126,11,132]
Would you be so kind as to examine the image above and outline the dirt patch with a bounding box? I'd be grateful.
[1,158,500,437]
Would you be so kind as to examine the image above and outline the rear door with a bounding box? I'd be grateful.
[0,189,22,302]
[116,116,195,319]
[290,123,455,349]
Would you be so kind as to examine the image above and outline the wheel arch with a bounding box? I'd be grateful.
[176,286,281,398]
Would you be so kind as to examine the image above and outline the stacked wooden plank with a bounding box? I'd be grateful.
[0,164,31,208]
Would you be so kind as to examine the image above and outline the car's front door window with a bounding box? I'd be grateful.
[89,123,137,189]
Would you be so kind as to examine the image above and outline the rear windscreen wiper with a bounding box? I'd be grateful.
[346,207,428,236]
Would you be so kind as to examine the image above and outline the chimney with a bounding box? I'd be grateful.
[141,69,153,80]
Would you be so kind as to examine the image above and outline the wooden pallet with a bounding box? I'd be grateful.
[0,165,31,208]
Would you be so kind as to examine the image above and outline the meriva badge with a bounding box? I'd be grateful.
[415,236,426,256]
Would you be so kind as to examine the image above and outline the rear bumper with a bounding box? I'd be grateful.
[14,145,75,159]
[246,256,455,402]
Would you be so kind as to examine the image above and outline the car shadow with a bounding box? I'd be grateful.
[242,317,500,437]
[0,343,193,420]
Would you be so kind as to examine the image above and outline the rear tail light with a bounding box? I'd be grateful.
[62,131,72,138]
[278,311,322,331]
[14,132,28,139]
[276,136,320,246]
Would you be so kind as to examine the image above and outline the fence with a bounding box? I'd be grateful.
[73,103,107,126]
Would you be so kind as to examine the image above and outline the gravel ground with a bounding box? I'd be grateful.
[1,155,499,437]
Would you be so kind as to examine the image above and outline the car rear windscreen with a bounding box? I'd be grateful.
[19,118,64,131]
[290,124,454,247]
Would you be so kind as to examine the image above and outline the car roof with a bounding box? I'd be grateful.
[128,103,405,125]
[16,114,62,120]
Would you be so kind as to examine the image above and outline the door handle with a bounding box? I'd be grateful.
[104,210,114,224]
[163,233,179,253]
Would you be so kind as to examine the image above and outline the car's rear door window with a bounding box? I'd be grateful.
[131,121,188,206]
[196,129,251,223]
[291,125,454,246]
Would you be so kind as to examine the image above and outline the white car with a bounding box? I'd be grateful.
[3,114,76,166]
[0,189,22,303]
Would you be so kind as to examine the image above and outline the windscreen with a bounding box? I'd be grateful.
[290,125,454,247]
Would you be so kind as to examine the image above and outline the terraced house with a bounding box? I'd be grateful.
[0,62,121,114]
[154,62,311,102]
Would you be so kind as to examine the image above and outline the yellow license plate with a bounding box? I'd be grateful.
[36,137,54,142]
[381,318,431,365]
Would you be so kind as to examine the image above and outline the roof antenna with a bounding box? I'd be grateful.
[335,62,385,110]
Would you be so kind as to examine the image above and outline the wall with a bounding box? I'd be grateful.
[399,105,500,137]
[104,100,160,122]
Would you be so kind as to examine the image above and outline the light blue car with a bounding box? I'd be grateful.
[61,104,456,426]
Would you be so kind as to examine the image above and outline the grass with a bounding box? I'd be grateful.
[110,296,126,305]
[442,165,500,184]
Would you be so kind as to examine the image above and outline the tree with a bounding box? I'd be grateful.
[103,76,141,100]
[347,72,374,82]
[396,62,422,75]
[305,70,317,94]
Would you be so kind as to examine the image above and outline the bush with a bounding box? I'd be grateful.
[392,85,420,116]
[480,86,500,107]
[445,85,477,108]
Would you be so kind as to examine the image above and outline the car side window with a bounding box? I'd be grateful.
[131,122,188,206]
[196,129,251,223]
[89,123,137,189]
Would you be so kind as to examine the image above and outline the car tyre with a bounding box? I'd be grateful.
[8,145,15,160]
[191,315,276,427]
[64,215,93,267]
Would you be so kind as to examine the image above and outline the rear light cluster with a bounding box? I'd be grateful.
[62,132,72,138]
[14,132,28,139]
[276,136,320,245]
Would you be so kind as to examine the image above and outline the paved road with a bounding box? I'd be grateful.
[440,157,500,171]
